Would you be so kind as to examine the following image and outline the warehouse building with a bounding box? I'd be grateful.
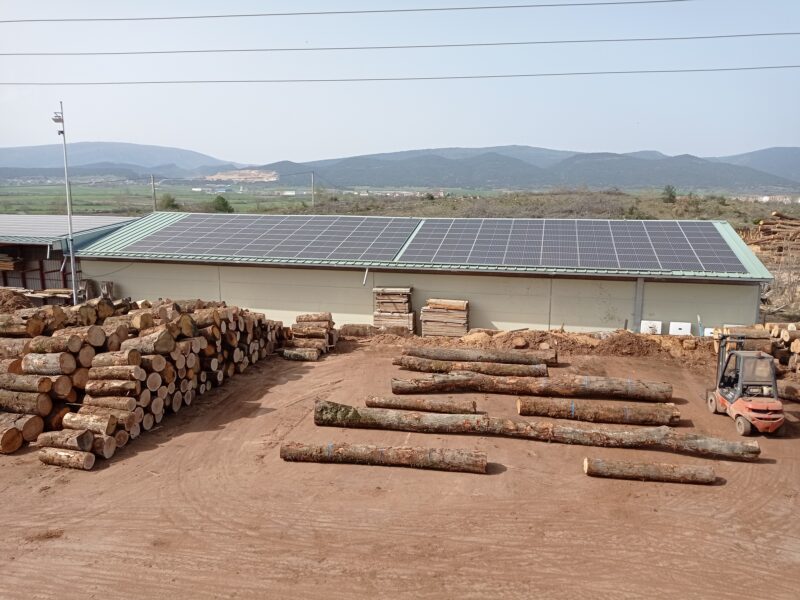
[76,212,771,334]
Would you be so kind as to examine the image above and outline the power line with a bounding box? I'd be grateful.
[1,64,798,86]
[0,1,694,24]
[3,31,796,57]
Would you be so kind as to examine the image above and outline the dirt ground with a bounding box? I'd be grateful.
[1,342,798,599]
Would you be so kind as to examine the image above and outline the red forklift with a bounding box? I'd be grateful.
[707,334,785,436]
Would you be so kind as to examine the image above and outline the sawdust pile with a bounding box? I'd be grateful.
[0,289,34,312]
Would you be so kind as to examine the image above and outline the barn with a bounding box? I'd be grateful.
[76,212,771,334]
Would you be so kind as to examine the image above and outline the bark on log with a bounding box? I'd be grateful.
[21,352,76,375]
[88,366,146,382]
[62,412,117,435]
[403,346,558,367]
[92,434,117,459]
[0,358,23,374]
[140,354,167,372]
[15,306,66,334]
[27,335,82,354]
[391,372,673,402]
[120,330,175,355]
[778,380,800,402]
[52,325,106,347]
[63,304,97,327]
[0,390,52,416]
[191,308,221,328]
[393,355,547,377]
[76,345,96,369]
[0,373,53,393]
[314,400,760,461]
[0,338,30,358]
[516,397,681,426]
[77,406,135,430]
[365,395,481,414]
[291,324,329,339]
[83,395,137,411]
[0,314,44,338]
[280,441,487,474]
[35,429,94,451]
[295,312,333,323]
[84,379,140,397]
[38,447,95,470]
[86,297,115,320]
[583,457,716,484]
[44,405,70,431]
[284,338,328,353]
[0,413,44,442]
[279,348,321,361]
[92,349,142,368]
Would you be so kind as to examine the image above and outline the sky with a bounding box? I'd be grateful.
[0,0,798,165]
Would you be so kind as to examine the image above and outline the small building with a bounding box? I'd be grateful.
[0,215,135,292]
[76,212,771,334]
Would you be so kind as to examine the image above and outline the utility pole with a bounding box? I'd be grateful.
[51,102,78,305]
[311,171,315,209]
[151,174,157,211]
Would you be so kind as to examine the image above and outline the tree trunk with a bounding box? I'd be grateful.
[391,372,673,402]
[0,390,52,416]
[27,334,82,354]
[0,338,30,358]
[0,358,23,374]
[52,325,106,347]
[114,429,129,448]
[83,395,137,411]
[91,349,142,368]
[284,338,328,353]
[314,400,760,461]
[62,412,117,435]
[38,447,95,470]
[15,306,66,334]
[145,372,162,392]
[21,352,76,376]
[34,429,94,451]
[88,366,146,382]
[71,367,89,390]
[280,441,486,474]
[120,329,175,355]
[0,314,44,338]
[393,355,547,377]
[92,434,117,459]
[84,379,140,397]
[75,345,96,369]
[0,373,53,393]
[778,380,800,402]
[44,405,70,431]
[77,406,135,430]
[0,413,44,442]
[141,412,154,431]
[48,375,73,398]
[191,308,221,328]
[128,422,141,439]
[63,304,97,327]
[516,397,681,426]
[365,395,480,414]
[279,348,321,361]
[138,388,152,408]
[0,424,23,453]
[86,297,115,320]
[291,324,329,339]
[140,354,167,372]
[583,457,717,484]
[403,346,558,366]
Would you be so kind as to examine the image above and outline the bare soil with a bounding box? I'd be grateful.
[0,342,798,599]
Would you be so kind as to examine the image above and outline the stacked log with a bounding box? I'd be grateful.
[743,211,800,259]
[420,298,468,337]
[281,313,337,361]
[373,287,414,332]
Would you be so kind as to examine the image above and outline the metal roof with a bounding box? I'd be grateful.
[76,212,772,283]
[0,215,136,247]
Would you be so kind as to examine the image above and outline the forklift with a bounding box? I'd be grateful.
[707,334,785,436]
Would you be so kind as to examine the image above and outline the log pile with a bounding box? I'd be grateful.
[764,322,800,376]
[280,313,338,361]
[420,298,469,337]
[742,211,800,259]
[372,287,414,332]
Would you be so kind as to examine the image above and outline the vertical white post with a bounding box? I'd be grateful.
[311,171,315,209]
[58,101,79,305]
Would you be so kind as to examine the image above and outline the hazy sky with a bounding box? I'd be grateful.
[1,0,798,164]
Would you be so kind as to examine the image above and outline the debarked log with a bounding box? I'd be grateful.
[38,447,95,470]
[583,457,716,484]
[365,395,481,414]
[402,346,558,366]
[62,412,117,435]
[516,397,680,426]
[34,429,94,451]
[393,355,547,377]
[391,372,673,402]
[313,400,759,461]
[21,352,76,376]
[280,441,487,474]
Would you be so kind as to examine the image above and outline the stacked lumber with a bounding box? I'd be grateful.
[420,298,468,337]
[0,254,19,271]
[281,313,337,361]
[742,211,800,258]
[373,287,414,332]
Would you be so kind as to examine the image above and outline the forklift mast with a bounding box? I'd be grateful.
[716,334,746,383]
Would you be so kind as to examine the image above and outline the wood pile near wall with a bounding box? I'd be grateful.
[373,287,414,332]
[420,298,469,337]
[280,313,338,361]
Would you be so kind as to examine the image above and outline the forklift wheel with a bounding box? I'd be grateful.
[707,393,719,414]
[735,416,752,436]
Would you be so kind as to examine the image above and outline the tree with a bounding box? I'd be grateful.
[210,195,234,213]
[158,193,179,210]
[661,185,677,204]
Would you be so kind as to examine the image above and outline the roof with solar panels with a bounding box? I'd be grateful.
[75,211,772,282]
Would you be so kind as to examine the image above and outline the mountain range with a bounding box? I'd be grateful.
[1,142,798,192]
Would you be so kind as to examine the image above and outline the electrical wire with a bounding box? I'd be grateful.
[3,31,795,57]
[0,1,694,25]
[1,64,797,86]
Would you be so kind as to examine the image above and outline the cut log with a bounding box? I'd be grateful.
[0,338,30,358]
[77,406,135,430]
[92,349,142,368]
[314,400,760,461]
[365,395,480,414]
[27,335,82,354]
[75,345,96,369]
[138,388,152,408]
[145,372,162,392]
[516,397,681,426]
[583,457,716,484]
[295,312,333,323]
[280,441,486,474]
[44,405,70,430]
[34,429,94,451]
[403,346,557,366]
[777,380,800,402]
[52,325,106,347]
[71,367,89,390]
[191,308,221,328]
[92,434,117,459]
[47,375,73,398]
[21,352,76,376]
[82,395,137,411]
[87,366,146,381]
[0,390,52,416]
[393,355,547,377]
[114,429,129,448]
[426,299,468,311]
[0,413,44,442]
[63,304,97,327]
[38,447,95,470]
[0,358,23,374]
[141,412,154,431]
[279,348,321,361]
[284,338,328,353]
[391,372,673,402]
[0,373,53,393]
[150,396,164,416]
[140,354,167,372]
[290,324,329,339]
[86,297,115,320]
[62,412,117,435]
[0,314,44,337]
[128,422,141,439]
[120,330,175,355]
[84,379,140,397]
[0,422,23,453]
[15,306,66,334]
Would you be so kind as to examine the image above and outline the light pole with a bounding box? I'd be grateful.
[51,102,79,304]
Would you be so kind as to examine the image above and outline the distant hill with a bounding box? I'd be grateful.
[708,147,800,183]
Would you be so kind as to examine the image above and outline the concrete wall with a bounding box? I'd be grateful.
[80,260,760,332]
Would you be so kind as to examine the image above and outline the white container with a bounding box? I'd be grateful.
[703,327,716,337]
[668,322,692,336]
[640,320,662,335]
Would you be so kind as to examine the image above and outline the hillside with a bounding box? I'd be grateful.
[710,147,800,183]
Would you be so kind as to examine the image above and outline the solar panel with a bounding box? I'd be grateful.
[121,214,420,262]
[395,218,748,273]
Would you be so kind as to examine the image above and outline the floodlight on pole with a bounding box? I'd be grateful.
[53,101,79,304]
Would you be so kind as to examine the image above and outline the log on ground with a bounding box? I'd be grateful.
[0,413,44,442]
[583,457,716,484]
[62,412,117,435]
[34,429,94,451]
[279,348,321,362]
[403,346,557,366]
[38,447,95,470]
[92,434,117,459]
[365,395,480,414]
[280,441,486,474]
[393,355,547,377]
[0,422,23,453]
[516,397,681,426]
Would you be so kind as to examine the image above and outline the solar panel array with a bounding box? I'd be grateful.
[121,214,420,261]
[395,218,747,273]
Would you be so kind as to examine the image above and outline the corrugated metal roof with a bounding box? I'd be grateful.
[76,212,772,283]
[0,215,136,246]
